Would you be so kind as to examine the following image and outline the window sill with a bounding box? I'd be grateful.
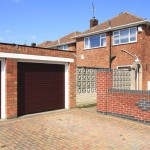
[84,46,106,50]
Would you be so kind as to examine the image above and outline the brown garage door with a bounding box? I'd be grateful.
[0,62,1,119]
[17,62,65,116]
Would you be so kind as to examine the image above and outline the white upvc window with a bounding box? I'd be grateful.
[113,27,137,45]
[58,45,68,50]
[84,33,106,49]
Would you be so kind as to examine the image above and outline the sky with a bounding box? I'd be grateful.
[0,0,150,46]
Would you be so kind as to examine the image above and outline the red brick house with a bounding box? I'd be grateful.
[40,12,150,90]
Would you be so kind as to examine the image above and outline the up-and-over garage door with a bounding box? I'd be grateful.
[17,62,65,116]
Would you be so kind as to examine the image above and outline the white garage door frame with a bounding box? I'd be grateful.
[0,52,74,119]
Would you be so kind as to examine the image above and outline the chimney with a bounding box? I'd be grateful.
[90,17,98,28]
[31,42,36,47]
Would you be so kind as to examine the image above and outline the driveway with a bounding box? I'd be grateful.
[0,108,149,150]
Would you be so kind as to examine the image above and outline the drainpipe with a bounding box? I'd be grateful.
[109,20,112,69]
[121,49,140,90]
[109,32,112,69]
[109,21,116,69]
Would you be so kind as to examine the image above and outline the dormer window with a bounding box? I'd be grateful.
[113,27,137,45]
[58,45,68,50]
[84,33,106,49]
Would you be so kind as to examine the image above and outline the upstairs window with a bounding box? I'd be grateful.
[84,34,106,49]
[113,27,137,45]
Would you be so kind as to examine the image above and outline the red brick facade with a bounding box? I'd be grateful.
[97,69,150,124]
[76,25,150,90]
[0,43,76,119]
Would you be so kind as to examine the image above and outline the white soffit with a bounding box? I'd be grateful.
[0,52,74,63]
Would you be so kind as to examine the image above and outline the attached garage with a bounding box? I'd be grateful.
[17,62,65,116]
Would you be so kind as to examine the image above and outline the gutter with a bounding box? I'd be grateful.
[72,20,150,39]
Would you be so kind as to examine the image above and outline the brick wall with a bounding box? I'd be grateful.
[97,69,150,124]
[0,43,76,119]
[6,59,17,118]
[76,37,110,68]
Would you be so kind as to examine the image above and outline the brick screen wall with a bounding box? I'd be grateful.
[97,69,150,124]
[0,43,76,119]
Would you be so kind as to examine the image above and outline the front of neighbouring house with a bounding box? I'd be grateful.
[0,12,150,120]
[39,12,150,91]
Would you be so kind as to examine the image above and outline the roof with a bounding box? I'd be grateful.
[38,32,81,48]
[73,12,148,38]
[38,41,52,47]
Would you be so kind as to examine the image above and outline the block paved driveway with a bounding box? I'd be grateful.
[0,108,150,150]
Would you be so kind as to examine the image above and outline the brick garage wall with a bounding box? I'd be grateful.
[97,69,150,124]
[0,43,76,119]
[6,59,17,118]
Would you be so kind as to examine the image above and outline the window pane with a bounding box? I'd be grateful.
[101,34,106,38]
[57,46,61,50]
[63,45,68,50]
[101,38,106,46]
[114,31,119,35]
[90,35,100,48]
[114,35,119,44]
[130,28,136,42]
[85,37,89,49]
[120,29,129,43]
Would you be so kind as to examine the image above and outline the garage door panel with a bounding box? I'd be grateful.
[18,62,65,116]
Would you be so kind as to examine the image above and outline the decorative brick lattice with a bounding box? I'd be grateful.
[113,69,134,90]
[136,99,150,111]
[77,67,97,94]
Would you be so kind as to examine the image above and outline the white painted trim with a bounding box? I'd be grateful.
[1,59,6,119]
[72,20,150,39]
[148,81,150,90]
[65,63,69,109]
[84,33,106,50]
[0,52,74,63]
[113,27,137,45]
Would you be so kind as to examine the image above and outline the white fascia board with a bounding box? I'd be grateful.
[0,52,74,63]
[1,59,6,119]
[45,41,76,48]
[72,20,150,38]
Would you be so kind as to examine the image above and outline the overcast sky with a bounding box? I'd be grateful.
[0,0,150,45]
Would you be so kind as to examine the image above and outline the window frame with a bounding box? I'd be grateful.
[113,27,137,45]
[84,33,106,50]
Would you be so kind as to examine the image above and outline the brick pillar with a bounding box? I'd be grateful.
[97,69,112,113]
[6,59,17,119]
[68,61,76,108]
